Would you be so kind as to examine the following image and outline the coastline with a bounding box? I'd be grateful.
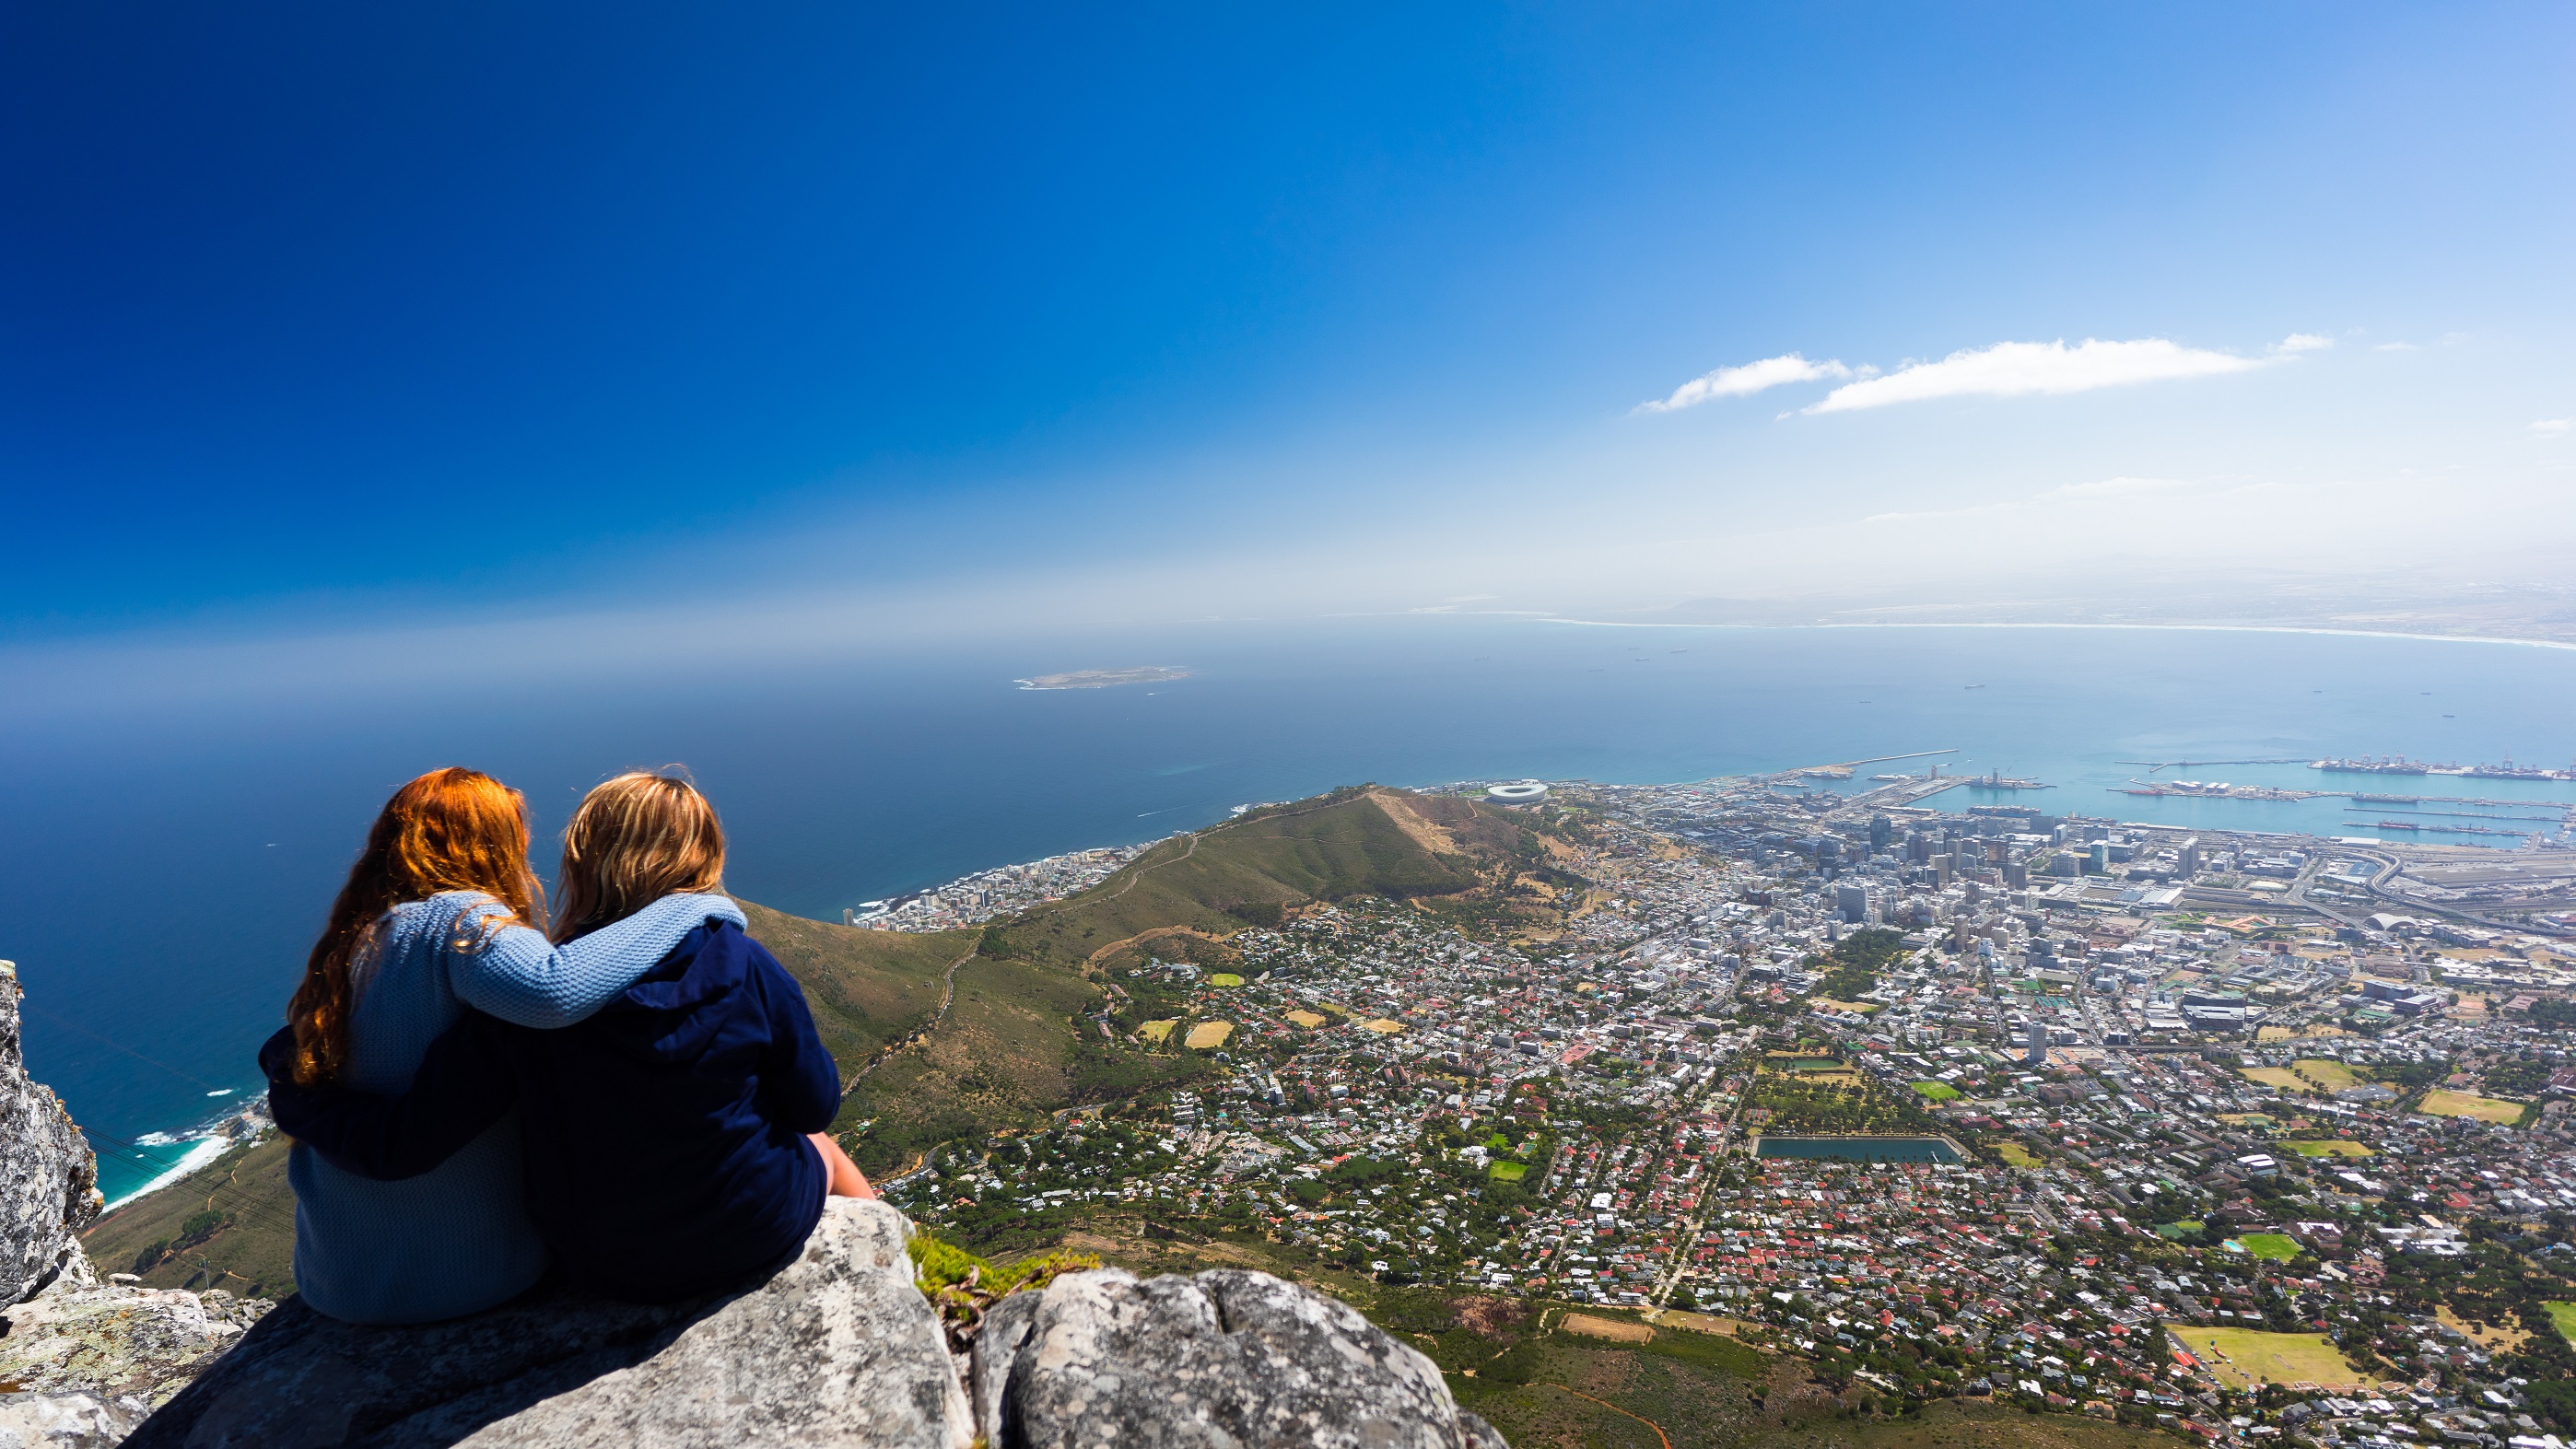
[98,1089,272,1209]
[106,1135,233,1210]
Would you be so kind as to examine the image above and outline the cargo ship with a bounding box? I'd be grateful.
[2114,778,2320,801]
[2449,758,2576,782]
[2311,756,2430,776]
[2314,754,2575,780]
[2346,820,2531,838]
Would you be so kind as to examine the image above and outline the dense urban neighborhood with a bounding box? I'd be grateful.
[881,777,2576,1447]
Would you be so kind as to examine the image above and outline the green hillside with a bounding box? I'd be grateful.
[82,1135,297,1299]
[837,787,1576,1172]
[733,899,974,1072]
[985,786,1563,972]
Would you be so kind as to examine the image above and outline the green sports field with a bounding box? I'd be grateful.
[2418,1090,2524,1124]
[2166,1325,2363,1390]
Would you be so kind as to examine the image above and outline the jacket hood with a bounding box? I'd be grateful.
[585,918,750,1064]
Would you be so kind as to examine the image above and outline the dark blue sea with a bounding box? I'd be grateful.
[6,617,2573,1202]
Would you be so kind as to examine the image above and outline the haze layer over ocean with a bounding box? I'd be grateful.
[9,618,2574,1201]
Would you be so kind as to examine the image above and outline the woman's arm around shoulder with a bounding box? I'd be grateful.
[259,1021,518,1180]
[449,892,748,1029]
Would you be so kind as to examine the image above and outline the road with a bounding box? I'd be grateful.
[842,939,984,1096]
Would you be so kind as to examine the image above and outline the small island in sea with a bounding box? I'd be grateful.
[1014,665,1189,691]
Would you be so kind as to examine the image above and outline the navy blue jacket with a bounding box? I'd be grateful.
[264,920,838,1303]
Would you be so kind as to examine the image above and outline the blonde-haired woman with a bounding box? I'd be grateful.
[279,767,743,1324]
[270,770,870,1306]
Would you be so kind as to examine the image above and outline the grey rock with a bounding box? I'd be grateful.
[0,1274,249,1416]
[971,1266,1506,1449]
[0,964,238,1445]
[0,1387,147,1449]
[0,964,101,1307]
[128,1198,970,1449]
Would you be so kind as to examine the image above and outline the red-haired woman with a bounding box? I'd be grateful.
[280,767,740,1324]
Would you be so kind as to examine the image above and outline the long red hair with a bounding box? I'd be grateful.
[287,767,544,1085]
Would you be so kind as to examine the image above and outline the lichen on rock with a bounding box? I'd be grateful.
[970,1265,1507,1449]
[0,963,277,1447]
[0,962,102,1306]
[126,1198,972,1448]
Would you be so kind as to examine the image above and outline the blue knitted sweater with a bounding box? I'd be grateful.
[286,890,744,1325]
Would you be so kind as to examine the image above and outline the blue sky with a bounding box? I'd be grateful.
[5,3,2571,655]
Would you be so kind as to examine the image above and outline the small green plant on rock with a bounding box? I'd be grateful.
[909,1233,1102,1352]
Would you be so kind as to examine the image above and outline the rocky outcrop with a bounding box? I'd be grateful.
[0,963,278,1447]
[123,1200,1506,1449]
[0,1278,266,1446]
[0,962,101,1306]
[128,1198,971,1448]
[972,1265,1506,1449]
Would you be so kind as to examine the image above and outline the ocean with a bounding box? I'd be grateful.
[6,616,2573,1203]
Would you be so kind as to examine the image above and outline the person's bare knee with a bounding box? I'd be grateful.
[809,1132,873,1199]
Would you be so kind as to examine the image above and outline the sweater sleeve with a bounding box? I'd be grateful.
[259,1022,518,1181]
[748,941,841,1135]
[451,892,748,1029]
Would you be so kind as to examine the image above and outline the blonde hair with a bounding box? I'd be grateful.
[552,769,727,942]
[290,768,542,1084]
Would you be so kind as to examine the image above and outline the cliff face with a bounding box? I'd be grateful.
[0,963,277,1448]
[0,960,102,1305]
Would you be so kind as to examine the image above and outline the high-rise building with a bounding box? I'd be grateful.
[1835,882,1868,923]
[1869,815,1892,853]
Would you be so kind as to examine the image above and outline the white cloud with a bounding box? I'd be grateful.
[2273,333,2335,354]
[2535,418,2572,436]
[1634,353,1850,413]
[2372,341,2418,352]
[1804,336,2277,415]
